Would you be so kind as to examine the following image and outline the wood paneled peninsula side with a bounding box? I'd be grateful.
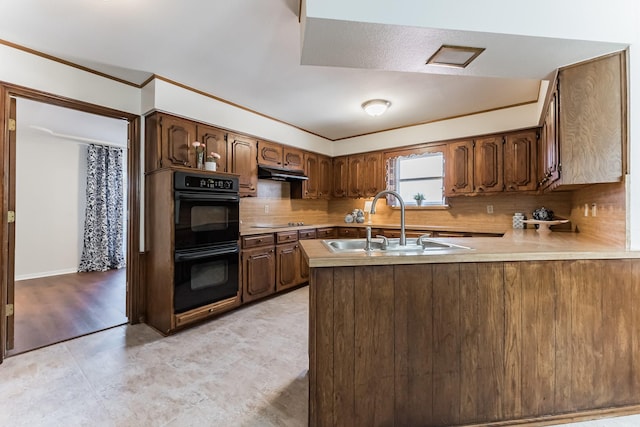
[300,231,640,426]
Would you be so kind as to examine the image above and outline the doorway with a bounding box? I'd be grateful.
[0,84,142,362]
[7,98,129,355]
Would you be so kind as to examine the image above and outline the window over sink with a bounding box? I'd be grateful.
[386,151,445,207]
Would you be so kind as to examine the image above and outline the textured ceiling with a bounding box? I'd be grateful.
[0,0,628,140]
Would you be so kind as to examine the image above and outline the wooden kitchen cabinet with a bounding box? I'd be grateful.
[539,90,560,190]
[553,52,625,190]
[317,154,332,199]
[332,156,349,198]
[257,140,282,168]
[145,112,198,172]
[284,147,305,171]
[298,228,316,283]
[504,130,538,192]
[229,133,258,197]
[363,152,384,197]
[337,227,362,238]
[275,241,303,291]
[347,155,365,198]
[343,152,385,198]
[316,227,337,239]
[241,234,276,303]
[257,140,304,171]
[445,139,474,196]
[474,135,504,193]
[197,124,228,173]
[303,152,318,199]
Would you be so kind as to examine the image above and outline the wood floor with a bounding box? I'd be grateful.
[7,268,127,356]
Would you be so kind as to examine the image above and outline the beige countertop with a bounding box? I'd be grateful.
[240,222,505,236]
[299,229,640,267]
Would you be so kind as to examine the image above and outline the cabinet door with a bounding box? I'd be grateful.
[197,125,227,173]
[347,155,364,198]
[159,113,198,169]
[299,243,309,283]
[332,156,349,198]
[229,134,258,197]
[504,130,538,192]
[363,152,384,197]
[474,135,504,193]
[303,152,319,199]
[276,242,300,291]
[558,53,624,186]
[337,227,361,238]
[539,92,560,190]
[242,246,275,303]
[258,140,283,168]
[445,140,474,196]
[284,147,304,171]
[317,154,333,199]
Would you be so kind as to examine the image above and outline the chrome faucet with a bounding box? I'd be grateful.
[370,190,406,246]
[364,226,373,251]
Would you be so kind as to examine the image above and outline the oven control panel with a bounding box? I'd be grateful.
[174,171,239,193]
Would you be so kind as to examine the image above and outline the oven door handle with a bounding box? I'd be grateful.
[175,246,239,262]
[174,192,240,225]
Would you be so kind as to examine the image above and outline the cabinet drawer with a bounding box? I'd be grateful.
[298,228,317,240]
[276,231,298,244]
[337,227,361,238]
[242,233,275,248]
[316,227,337,239]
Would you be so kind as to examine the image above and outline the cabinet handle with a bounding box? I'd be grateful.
[451,188,456,193]
[257,239,262,243]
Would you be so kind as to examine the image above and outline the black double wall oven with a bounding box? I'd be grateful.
[173,171,240,314]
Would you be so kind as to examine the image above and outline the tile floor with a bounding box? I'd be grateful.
[1,285,640,427]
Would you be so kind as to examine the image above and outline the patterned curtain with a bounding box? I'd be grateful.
[79,144,126,272]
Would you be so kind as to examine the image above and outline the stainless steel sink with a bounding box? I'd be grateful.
[322,238,471,254]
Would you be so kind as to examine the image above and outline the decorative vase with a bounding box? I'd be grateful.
[205,161,217,171]
[416,199,423,206]
[196,151,204,169]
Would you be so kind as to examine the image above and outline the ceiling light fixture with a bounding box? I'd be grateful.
[362,99,391,117]
[426,45,485,68]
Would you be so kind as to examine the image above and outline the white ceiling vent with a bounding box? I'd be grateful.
[426,45,485,68]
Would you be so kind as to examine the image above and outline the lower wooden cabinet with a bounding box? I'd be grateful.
[276,242,303,291]
[241,242,275,303]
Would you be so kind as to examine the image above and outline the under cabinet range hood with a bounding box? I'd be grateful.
[258,165,308,182]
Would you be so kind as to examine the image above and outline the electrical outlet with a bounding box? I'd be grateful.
[584,203,589,217]
[486,205,494,214]
[591,203,597,217]
[264,204,270,214]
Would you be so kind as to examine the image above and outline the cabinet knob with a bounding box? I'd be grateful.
[477,187,485,192]
[451,188,456,193]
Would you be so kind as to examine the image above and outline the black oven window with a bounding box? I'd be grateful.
[191,259,228,290]
[191,206,228,232]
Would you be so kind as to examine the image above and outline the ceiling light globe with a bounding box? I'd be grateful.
[362,99,391,117]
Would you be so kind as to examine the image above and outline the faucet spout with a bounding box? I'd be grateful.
[370,190,406,246]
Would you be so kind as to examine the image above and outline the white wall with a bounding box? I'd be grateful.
[14,99,129,279]
[14,129,87,279]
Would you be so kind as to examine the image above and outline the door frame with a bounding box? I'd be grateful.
[0,82,142,363]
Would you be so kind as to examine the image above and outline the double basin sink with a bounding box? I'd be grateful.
[323,238,472,255]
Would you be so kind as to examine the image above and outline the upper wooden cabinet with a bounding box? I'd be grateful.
[303,152,319,199]
[504,130,538,192]
[332,156,349,198]
[317,154,332,199]
[197,124,228,173]
[445,140,474,196]
[553,52,625,190]
[334,153,384,198]
[539,91,560,190]
[257,140,282,168]
[228,133,258,197]
[474,135,504,193]
[145,112,198,171]
[257,140,304,171]
[446,130,538,196]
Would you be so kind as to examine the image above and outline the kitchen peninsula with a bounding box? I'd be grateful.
[301,231,640,426]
